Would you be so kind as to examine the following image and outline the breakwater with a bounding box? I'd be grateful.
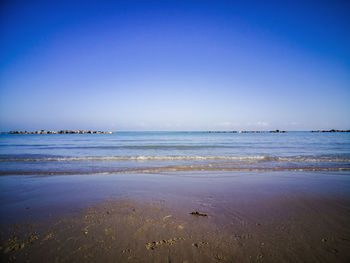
[208,130,287,133]
[9,130,114,134]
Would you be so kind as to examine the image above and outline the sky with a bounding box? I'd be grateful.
[0,0,349,131]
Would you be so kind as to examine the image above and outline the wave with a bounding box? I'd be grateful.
[10,145,236,150]
[0,155,350,162]
[276,156,350,162]
[0,155,267,162]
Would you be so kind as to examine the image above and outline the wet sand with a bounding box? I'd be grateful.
[1,171,350,262]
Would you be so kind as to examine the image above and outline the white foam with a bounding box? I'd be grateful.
[0,155,349,162]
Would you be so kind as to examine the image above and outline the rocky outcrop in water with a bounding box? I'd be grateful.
[269,130,287,133]
[311,129,350,133]
[208,130,287,133]
[9,130,115,134]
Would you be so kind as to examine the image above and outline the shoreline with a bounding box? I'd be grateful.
[1,167,350,176]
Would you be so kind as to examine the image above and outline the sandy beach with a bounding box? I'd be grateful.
[1,171,350,262]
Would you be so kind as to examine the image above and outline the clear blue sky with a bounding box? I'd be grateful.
[1,0,349,131]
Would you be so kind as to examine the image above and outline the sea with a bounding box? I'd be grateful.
[1,131,350,175]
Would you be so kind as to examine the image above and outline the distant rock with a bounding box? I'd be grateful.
[207,130,288,134]
[8,130,115,135]
[269,130,287,133]
[311,129,350,133]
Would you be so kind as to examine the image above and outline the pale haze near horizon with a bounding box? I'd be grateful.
[0,0,349,131]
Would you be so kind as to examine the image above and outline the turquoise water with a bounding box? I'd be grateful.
[0,131,350,175]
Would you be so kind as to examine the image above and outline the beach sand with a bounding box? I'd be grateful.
[1,171,350,262]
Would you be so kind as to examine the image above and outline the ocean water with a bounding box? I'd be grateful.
[0,131,350,175]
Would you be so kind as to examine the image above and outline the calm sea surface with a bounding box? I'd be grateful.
[0,131,350,175]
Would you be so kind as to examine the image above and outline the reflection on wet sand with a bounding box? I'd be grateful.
[1,196,350,262]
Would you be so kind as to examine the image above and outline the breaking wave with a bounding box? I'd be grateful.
[0,155,349,162]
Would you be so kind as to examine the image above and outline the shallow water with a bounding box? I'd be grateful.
[1,131,350,174]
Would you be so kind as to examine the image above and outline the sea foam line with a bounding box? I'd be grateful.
[0,156,268,162]
[0,155,349,162]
